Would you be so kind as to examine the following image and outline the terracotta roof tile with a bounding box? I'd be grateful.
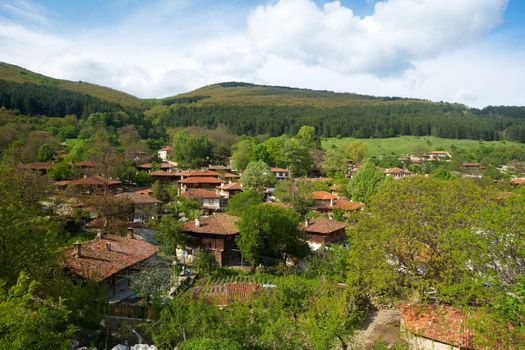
[312,191,338,200]
[301,217,347,234]
[175,169,221,177]
[271,167,289,172]
[183,213,239,236]
[510,178,525,185]
[116,192,161,204]
[67,176,121,186]
[149,170,179,177]
[220,182,242,191]
[385,167,411,174]
[160,146,173,151]
[178,176,224,184]
[64,235,158,281]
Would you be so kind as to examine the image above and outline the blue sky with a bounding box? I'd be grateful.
[1,0,524,107]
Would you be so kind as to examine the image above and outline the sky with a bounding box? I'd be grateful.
[1,0,524,107]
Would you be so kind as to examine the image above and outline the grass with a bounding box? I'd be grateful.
[322,136,525,158]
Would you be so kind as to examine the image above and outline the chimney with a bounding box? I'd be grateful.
[194,218,200,227]
[304,219,309,227]
[96,229,103,240]
[74,242,81,258]
[127,227,134,239]
[106,242,111,251]
[330,198,334,207]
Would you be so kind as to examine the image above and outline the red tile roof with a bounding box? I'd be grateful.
[223,173,240,178]
[178,176,224,184]
[160,146,173,151]
[134,188,153,196]
[385,167,411,175]
[181,189,220,199]
[197,282,262,305]
[175,169,221,177]
[400,304,473,349]
[64,235,158,281]
[220,182,242,191]
[137,162,173,169]
[331,198,363,211]
[66,176,121,186]
[116,192,161,204]
[271,167,289,173]
[301,217,347,234]
[183,213,239,236]
[312,191,338,200]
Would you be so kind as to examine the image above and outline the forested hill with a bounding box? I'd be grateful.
[145,82,525,142]
[0,62,146,114]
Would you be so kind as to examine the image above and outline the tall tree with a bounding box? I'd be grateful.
[322,148,348,176]
[172,130,212,168]
[240,161,276,192]
[347,160,386,203]
[231,138,256,171]
[344,141,368,163]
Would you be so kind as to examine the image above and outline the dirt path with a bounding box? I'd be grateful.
[353,309,403,349]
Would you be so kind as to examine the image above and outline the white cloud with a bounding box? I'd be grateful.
[0,0,522,107]
[248,0,507,76]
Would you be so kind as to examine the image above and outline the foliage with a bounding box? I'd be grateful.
[154,215,188,255]
[235,204,308,271]
[240,161,276,192]
[192,249,217,276]
[322,147,348,176]
[347,177,524,305]
[274,180,315,215]
[347,160,386,203]
[0,272,77,350]
[231,138,256,171]
[172,130,212,168]
[179,337,241,350]
[344,141,368,163]
[226,190,264,216]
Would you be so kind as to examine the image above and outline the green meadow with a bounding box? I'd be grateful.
[321,135,525,158]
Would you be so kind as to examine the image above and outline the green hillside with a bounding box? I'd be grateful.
[162,81,438,108]
[0,62,145,110]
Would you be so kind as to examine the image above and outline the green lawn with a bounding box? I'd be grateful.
[321,136,525,158]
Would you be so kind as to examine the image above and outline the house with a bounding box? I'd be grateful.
[271,167,290,180]
[182,213,241,266]
[312,191,363,212]
[175,169,221,179]
[301,217,347,250]
[217,182,243,199]
[20,161,54,174]
[181,189,223,212]
[55,175,122,194]
[158,146,173,161]
[64,232,158,298]
[136,162,175,172]
[462,162,481,169]
[149,169,180,183]
[385,167,412,179]
[400,304,476,350]
[115,192,161,223]
[428,151,451,160]
[178,176,224,191]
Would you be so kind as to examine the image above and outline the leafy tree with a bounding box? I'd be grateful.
[296,125,319,149]
[347,177,524,305]
[154,215,188,255]
[236,204,308,271]
[152,180,172,203]
[37,143,55,161]
[322,148,348,176]
[283,138,313,176]
[180,337,241,350]
[192,249,217,275]
[0,272,77,350]
[231,138,256,171]
[347,160,386,203]
[240,161,276,192]
[344,141,368,163]
[274,180,314,215]
[172,130,212,168]
[226,190,263,216]
[49,162,72,181]
[432,166,454,180]
[0,165,60,286]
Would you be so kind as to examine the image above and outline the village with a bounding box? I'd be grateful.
[16,138,525,350]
